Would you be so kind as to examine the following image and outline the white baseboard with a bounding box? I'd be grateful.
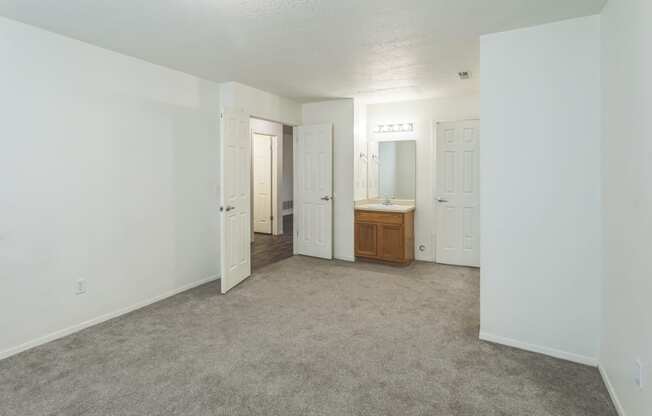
[599,365,626,416]
[479,331,598,367]
[335,255,356,262]
[0,275,220,361]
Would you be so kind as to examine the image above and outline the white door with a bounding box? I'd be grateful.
[220,109,251,293]
[294,123,333,259]
[253,134,272,234]
[436,120,480,267]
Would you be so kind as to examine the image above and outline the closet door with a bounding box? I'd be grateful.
[435,120,480,267]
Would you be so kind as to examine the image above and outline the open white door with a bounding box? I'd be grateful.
[252,134,272,234]
[435,120,480,267]
[220,109,251,293]
[294,123,333,259]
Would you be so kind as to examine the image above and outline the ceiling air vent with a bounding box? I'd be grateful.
[458,71,472,80]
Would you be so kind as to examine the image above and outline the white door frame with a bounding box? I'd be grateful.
[433,119,481,267]
[252,133,273,234]
[251,124,282,236]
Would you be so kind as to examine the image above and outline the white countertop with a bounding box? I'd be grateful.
[355,202,416,213]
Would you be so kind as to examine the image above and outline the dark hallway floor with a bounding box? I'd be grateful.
[252,214,293,271]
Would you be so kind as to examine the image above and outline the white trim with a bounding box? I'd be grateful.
[251,132,276,235]
[292,126,299,255]
[0,275,220,361]
[599,365,626,416]
[251,128,282,237]
[335,255,356,262]
[479,331,598,367]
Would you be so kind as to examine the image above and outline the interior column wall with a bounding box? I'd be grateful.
[600,0,652,414]
[480,15,602,364]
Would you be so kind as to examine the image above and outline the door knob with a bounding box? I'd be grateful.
[321,196,332,201]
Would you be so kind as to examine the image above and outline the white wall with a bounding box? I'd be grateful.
[600,0,652,414]
[367,141,379,200]
[302,100,355,261]
[366,96,480,261]
[0,17,222,358]
[480,16,602,364]
[221,82,301,126]
[353,99,368,201]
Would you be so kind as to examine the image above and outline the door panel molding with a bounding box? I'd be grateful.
[293,123,333,259]
[435,119,480,267]
[220,108,252,293]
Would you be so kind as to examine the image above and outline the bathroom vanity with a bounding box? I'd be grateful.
[356,138,417,265]
[356,139,417,265]
[354,203,415,265]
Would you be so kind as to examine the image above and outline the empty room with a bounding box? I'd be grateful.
[0,1,650,415]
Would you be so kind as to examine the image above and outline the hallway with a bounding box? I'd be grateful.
[252,215,293,271]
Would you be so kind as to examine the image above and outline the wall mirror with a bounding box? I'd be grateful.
[376,140,416,200]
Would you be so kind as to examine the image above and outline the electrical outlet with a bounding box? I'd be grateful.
[635,359,645,389]
[75,279,87,295]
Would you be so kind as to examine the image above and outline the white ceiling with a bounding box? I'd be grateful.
[0,0,605,103]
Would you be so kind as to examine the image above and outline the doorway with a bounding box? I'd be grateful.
[252,133,273,234]
[250,121,295,270]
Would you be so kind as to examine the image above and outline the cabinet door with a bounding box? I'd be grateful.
[379,224,404,262]
[355,222,378,257]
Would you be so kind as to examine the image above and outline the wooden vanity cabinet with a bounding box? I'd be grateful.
[354,210,414,265]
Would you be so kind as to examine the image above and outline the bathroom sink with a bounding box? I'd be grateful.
[355,203,415,213]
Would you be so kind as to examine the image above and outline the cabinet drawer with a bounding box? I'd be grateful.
[355,210,403,225]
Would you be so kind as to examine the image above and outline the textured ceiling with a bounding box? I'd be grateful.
[0,0,605,102]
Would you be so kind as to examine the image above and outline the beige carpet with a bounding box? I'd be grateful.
[0,256,616,416]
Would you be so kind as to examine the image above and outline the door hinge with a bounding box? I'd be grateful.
[220,113,223,119]
[270,216,274,220]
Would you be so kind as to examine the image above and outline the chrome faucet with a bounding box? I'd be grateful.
[382,196,392,205]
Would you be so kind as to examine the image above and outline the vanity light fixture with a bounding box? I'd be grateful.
[458,71,472,80]
[374,123,414,134]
